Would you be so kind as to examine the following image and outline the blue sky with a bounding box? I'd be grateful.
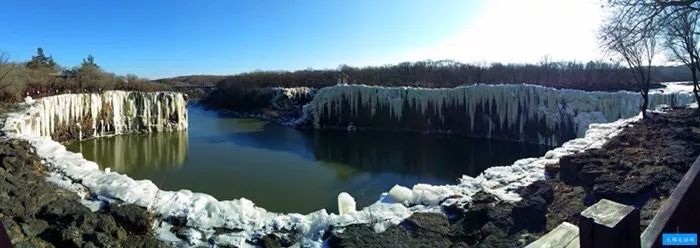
[2,0,605,79]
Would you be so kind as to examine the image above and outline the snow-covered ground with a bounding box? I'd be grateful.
[1,85,695,247]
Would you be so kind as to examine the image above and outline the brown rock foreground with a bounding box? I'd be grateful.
[327,108,700,248]
[547,108,700,230]
[0,138,166,248]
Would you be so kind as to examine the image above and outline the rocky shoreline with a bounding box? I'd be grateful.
[0,138,166,248]
[329,108,700,248]
[546,108,700,230]
[0,97,175,248]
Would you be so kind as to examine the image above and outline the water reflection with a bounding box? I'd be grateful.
[307,130,547,179]
[66,131,188,174]
[66,105,549,214]
[214,119,547,181]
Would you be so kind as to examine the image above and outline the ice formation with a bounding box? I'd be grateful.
[271,86,314,101]
[309,83,694,145]
[2,91,188,139]
[338,192,357,215]
[269,87,315,111]
[1,85,688,247]
[388,185,414,204]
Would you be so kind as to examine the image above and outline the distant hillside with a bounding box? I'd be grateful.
[158,61,694,91]
[154,75,227,87]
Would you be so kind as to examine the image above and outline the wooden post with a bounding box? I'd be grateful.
[525,222,580,248]
[579,199,640,248]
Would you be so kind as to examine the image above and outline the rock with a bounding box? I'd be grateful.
[82,242,99,248]
[257,233,296,248]
[123,235,166,248]
[2,216,25,244]
[59,226,84,247]
[449,192,500,243]
[544,162,560,177]
[329,212,453,248]
[400,212,451,237]
[107,204,152,235]
[13,237,53,248]
[512,181,553,232]
[0,138,165,247]
[96,215,126,240]
[83,232,115,247]
[259,234,282,248]
[544,181,586,229]
[19,218,48,237]
[37,198,86,226]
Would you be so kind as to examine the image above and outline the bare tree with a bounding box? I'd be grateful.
[539,55,553,84]
[605,0,700,110]
[665,8,700,104]
[602,2,659,119]
[606,0,700,41]
[0,52,16,91]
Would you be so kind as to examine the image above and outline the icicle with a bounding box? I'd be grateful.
[309,84,695,146]
[3,91,188,139]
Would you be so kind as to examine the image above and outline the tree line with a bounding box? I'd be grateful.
[201,59,693,111]
[212,60,692,92]
[206,59,693,110]
[0,48,170,102]
[601,0,700,118]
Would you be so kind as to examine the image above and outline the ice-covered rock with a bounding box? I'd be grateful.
[269,87,315,111]
[308,83,693,145]
[388,185,413,204]
[24,96,35,104]
[338,192,357,215]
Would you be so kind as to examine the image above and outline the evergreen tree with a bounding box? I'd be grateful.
[80,55,99,69]
[76,54,107,90]
[26,48,57,70]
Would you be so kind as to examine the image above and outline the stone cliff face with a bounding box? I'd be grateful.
[308,84,694,145]
[2,91,188,141]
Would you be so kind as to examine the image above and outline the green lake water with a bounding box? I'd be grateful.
[66,104,549,214]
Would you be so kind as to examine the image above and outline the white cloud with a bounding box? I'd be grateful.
[406,0,608,64]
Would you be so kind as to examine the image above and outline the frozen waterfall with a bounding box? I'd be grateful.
[309,83,694,145]
[2,91,188,140]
